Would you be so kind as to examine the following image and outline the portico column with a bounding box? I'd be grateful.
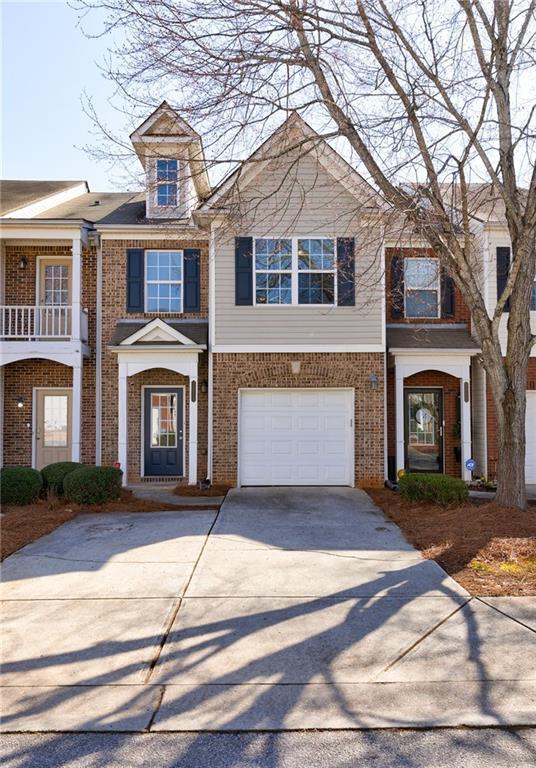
[460,366,472,481]
[72,360,82,462]
[118,363,128,485]
[71,237,82,341]
[188,374,198,485]
[395,367,405,476]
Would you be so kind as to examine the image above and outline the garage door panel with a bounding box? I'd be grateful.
[239,389,353,486]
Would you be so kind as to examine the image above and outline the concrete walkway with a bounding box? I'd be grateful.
[1,488,535,732]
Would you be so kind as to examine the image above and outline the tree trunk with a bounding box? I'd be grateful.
[493,384,527,509]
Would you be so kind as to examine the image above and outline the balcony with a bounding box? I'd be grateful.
[0,305,88,342]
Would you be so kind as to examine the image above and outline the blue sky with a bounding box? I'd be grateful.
[2,1,125,191]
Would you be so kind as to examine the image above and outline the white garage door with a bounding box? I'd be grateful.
[526,392,536,484]
[239,389,354,486]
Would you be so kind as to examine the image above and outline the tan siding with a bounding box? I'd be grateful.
[214,152,384,347]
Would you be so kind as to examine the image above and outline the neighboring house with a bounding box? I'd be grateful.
[1,102,534,487]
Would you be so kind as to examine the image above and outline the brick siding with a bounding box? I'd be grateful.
[212,352,385,488]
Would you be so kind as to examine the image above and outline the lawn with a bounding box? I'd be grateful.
[0,490,196,561]
[367,488,536,596]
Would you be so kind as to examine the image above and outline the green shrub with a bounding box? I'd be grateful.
[42,462,83,495]
[0,466,43,506]
[63,466,122,505]
[398,473,469,505]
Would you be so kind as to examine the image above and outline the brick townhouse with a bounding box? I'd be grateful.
[1,102,535,487]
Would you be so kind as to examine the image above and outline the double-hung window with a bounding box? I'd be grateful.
[156,159,178,207]
[145,250,183,312]
[404,257,440,318]
[254,237,336,305]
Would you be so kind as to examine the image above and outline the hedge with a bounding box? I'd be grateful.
[63,466,123,504]
[398,472,469,505]
[41,462,83,495]
[0,466,43,506]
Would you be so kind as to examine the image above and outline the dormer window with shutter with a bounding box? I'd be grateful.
[156,159,179,208]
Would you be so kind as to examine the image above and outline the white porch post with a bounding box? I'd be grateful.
[395,367,405,476]
[188,370,198,486]
[72,361,82,462]
[71,237,82,341]
[460,366,472,481]
[118,363,128,485]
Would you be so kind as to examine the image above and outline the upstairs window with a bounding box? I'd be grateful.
[532,279,536,311]
[156,159,178,207]
[145,250,182,312]
[254,239,292,304]
[404,257,440,318]
[298,238,335,305]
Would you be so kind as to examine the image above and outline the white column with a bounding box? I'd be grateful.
[71,237,82,341]
[72,361,82,462]
[395,366,405,476]
[460,367,472,481]
[118,364,128,485]
[188,374,198,485]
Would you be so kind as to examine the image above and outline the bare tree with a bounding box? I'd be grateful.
[76,0,536,508]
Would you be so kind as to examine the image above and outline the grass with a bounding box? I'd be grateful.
[366,488,536,596]
[1,489,192,561]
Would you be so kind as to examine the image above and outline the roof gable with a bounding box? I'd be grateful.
[119,318,201,346]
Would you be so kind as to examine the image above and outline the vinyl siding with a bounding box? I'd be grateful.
[213,152,384,347]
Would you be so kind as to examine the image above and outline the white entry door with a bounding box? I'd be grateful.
[239,389,354,486]
[526,391,536,484]
[35,388,72,469]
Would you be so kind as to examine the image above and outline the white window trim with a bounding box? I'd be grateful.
[253,237,338,307]
[404,256,441,319]
[144,249,184,314]
[154,159,180,209]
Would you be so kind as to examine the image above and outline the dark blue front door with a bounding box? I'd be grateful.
[144,388,183,476]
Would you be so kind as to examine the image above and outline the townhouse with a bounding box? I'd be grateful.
[1,102,534,487]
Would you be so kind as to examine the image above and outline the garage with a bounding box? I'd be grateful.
[526,391,536,484]
[238,388,354,486]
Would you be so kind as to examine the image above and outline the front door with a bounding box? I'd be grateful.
[35,389,72,469]
[144,388,184,476]
[39,259,71,336]
[404,388,444,473]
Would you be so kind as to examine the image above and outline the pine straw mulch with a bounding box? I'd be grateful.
[1,490,195,561]
[366,488,536,596]
[173,483,231,498]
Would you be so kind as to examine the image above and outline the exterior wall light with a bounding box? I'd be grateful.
[16,397,24,409]
[369,373,379,390]
[200,380,208,394]
[18,256,28,270]
[291,361,301,375]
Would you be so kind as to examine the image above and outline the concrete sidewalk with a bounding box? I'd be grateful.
[1,488,535,732]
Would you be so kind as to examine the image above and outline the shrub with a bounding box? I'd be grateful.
[398,473,469,505]
[0,466,43,506]
[63,465,123,505]
[42,462,83,495]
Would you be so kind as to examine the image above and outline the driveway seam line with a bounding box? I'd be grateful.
[143,599,183,684]
[371,597,473,680]
[146,685,166,731]
[476,597,536,634]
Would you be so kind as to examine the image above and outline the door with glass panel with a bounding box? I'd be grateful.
[144,388,183,476]
[35,389,72,468]
[39,259,71,336]
[404,389,443,473]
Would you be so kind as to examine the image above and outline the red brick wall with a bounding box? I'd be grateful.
[486,358,536,479]
[2,360,72,465]
[100,238,209,479]
[212,352,385,488]
[386,366,462,478]
[385,248,470,324]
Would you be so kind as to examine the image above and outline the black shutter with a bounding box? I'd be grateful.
[336,237,355,306]
[183,249,200,312]
[235,237,253,305]
[390,251,404,318]
[126,249,144,313]
[496,246,511,312]
[441,267,455,318]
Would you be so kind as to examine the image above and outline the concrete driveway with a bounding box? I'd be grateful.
[1,488,535,732]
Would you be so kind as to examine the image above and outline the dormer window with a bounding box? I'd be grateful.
[156,159,178,207]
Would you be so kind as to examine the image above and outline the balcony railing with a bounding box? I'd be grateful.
[0,306,88,342]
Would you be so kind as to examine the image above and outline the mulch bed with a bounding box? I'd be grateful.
[174,483,231,498]
[367,488,536,596]
[1,490,192,561]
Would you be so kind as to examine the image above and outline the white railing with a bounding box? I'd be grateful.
[0,305,76,340]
